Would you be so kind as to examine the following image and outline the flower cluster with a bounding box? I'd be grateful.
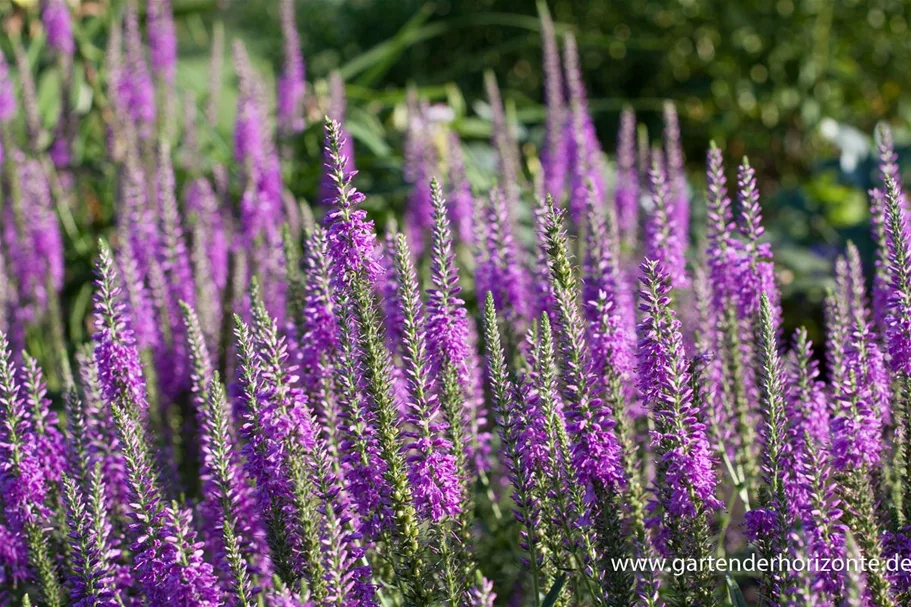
[0,5,908,607]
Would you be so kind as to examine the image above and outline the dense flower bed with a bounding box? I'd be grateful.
[0,1,907,607]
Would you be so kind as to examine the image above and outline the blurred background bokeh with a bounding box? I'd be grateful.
[3,0,911,367]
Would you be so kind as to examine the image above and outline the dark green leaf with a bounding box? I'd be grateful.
[726,575,748,607]
[541,573,567,607]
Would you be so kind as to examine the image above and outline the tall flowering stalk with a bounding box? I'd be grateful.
[645,156,687,289]
[121,0,156,137]
[181,302,271,599]
[702,149,766,499]
[796,432,845,601]
[147,0,177,84]
[391,233,461,522]
[736,157,778,322]
[828,196,897,606]
[882,173,911,536]
[62,471,119,607]
[615,108,639,250]
[475,188,530,334]
[869,187,892,332]
[844,244,891,425]
[745,294,793,604]
[319,73,355,205]
[322,117,429,603]
[483,296,547,606]
[21,354,65,494]
[42,0,74,163]
[539,1,566,202]
[525,313,611,604]
[785,329,830,460]
[92,241,220,606]
[563,33,604,224]
[540,196,623,495]
[445,133,475,245]
[403,98,436,257]
[185,178,229,342]
[331,293,391,537]
[293,227,348,466]
[243,288,331,597]
[662,102,689,256]
[584,204,660,605]
[426,179,487,481]
[484,72,521,212]
[233,317,303,586]
[700,144,735,439]
[74,346,131,530]
[277,0,306,136]
[637,259,720,606]
[234,41,283,246]
[155,141,195,398]
[0,332,64,606]
[540,197,634,603]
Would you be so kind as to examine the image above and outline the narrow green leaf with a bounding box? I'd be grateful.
[541,573,567,607]
[725,575,748,607]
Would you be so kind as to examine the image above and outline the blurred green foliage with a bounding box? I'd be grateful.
[226,0,911,176]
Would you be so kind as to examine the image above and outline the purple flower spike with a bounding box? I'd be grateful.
[0,52,16,122]
[883,174,911,375]
[62,472,120,607]
[539,3,566,202]
[296,226,340,403]
[637,259,721,520]
[484,72,521,213]
[785,329,830,451]
[234,41,284,245]
[645,155,687,289]
[332,296,392,537]
[92,241,150,419]
[615,108,638,249]
[147,0,177,83]
[121,2,156,135]
[43,0,74,56]
[875,123,904,194]
[663,102,689,256]
[320,72,355,205]
[831,314,885,471]
[21,355,65,491]
[3,157,64,323]
[468,576,496,607]
[391,234,461,521]
[563,33,605,223]
[426,180,489,476]
[541,198,624,492]
[403,100,436,257]
[584,204,636,402]
[475,188,529,330]
[736,157,778,321]
[277,0,306,135]
[323,117,381,288]
[446,132,475,245]
[704,143,738,307]
[0,334,48,549]
[869,187,892,333]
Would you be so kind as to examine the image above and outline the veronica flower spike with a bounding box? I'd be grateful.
[391,233,461,522]
[637,259,720,606]
[62,473,119,607]
[0,333,64,607]
[93,241,220,606]
[745,293,794,603]
[181,301,268,603]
